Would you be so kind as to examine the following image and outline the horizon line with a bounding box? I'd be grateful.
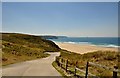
[1,31,119,38]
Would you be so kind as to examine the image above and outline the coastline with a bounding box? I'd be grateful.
[55,42,118,54]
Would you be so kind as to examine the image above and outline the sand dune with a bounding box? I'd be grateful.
[55,42,118,54]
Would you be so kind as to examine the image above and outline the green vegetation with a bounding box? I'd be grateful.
[1,33,60,66]
[54,50,120,77]
[52,61,68,78]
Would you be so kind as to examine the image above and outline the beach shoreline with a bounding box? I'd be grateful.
[55,42,118,54]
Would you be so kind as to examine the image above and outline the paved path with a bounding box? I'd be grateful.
[2,52,61,76]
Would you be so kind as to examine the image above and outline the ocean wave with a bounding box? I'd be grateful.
[78,42,91,44]
[98,44,120,48]
[63,41,91,45]
[60,41,120,48]
[64,41,76,44]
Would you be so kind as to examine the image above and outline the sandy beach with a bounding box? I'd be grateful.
[55,42,118,54]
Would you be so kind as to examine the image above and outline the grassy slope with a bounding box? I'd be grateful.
[56,50,120,77]
[1,33,60,66]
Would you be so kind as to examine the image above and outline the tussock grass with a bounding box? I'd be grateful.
[59,50,120,77]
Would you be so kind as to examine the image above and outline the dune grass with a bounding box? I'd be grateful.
[52,61,69,78]
[54,50,120,77]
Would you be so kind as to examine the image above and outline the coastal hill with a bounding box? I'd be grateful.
[41,35,58,39]
[2,33,60,66]
[41,35,67,39]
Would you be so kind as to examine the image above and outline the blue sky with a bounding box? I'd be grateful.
[2,2,118,37]
[0,2,2,32]
[1,0,120,2]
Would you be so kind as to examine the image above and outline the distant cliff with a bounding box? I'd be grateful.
[41,35,67,39]
[41,36,58,39]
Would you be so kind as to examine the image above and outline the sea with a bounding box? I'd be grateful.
[49,37,120,48]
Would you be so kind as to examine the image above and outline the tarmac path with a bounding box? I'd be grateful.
[2,52,61,76]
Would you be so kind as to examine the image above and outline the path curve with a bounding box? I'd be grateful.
[2,52,61,76]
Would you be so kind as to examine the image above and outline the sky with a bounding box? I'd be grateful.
[1,0,120,2]
[2,2,118,37]
[0,2,2,32]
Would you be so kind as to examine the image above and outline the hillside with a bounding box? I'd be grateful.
[1,33,60,66]
[54,50,120,77]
